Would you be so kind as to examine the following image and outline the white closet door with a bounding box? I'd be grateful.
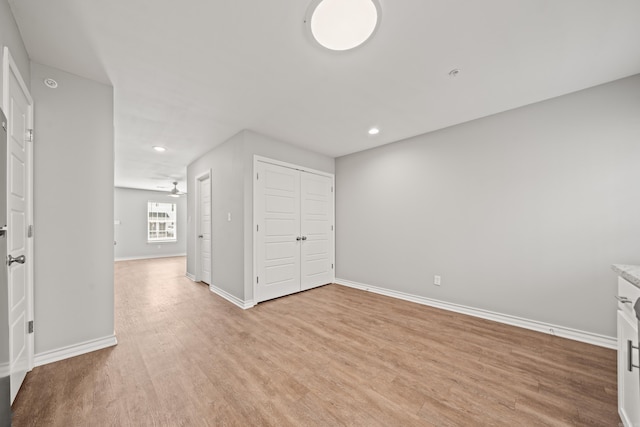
[300,172,333,291]
[256,162,301,302]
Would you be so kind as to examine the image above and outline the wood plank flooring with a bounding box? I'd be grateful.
[12,257,618,426]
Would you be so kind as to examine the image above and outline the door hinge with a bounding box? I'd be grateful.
[331,225,334,231]
[256,224,259,232]
[256,173,259,180]
[331,264,334,269]
[256,276,259,284]
[27,224,33,238]
[28,320,34,334]
[27,129,33,142]
[331,186,333,193]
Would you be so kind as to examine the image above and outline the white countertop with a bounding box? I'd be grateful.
[612,264,640,288]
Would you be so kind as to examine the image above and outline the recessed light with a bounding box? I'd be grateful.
[153,146,166,152]
[43,78,58,89]
[306,0,381,51]
[368,127,380,135]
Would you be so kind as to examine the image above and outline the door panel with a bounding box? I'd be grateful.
[304,239,329,256]
[6,58,32,403]
[304,259,330,277]
[265,263,297,285]
[10,313,24,362]
[300,172,333,290]
[0,107,9,424]
[256,162,301,302]
[265,241,297,261]
[9,210,24,252]
[266,195,296,213]
[10,267,25,306]
[199,175,211,285]
[9,153,24,198]
[265,218,297,236]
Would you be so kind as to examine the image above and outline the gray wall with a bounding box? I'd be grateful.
[336,74,640,338]
[31,62,115,354]
[187,130,334,302]
[187,131,245,297]
[0,0,30,104]
[114,187,187,260]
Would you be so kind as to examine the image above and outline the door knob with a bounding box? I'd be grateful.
[7,254,25,266]
[296,236,301,241]
[198,235,203,238]
[301,236,307,241]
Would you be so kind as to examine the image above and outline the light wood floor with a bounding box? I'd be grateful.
[12,257,618,426]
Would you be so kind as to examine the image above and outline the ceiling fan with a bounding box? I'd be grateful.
[168,181,185,198]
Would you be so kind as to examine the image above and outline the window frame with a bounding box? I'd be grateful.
[147,201,177,243]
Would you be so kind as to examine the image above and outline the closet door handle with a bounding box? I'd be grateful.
[7,254,25,266]
[301,236,307,241]
[296,236,301,241]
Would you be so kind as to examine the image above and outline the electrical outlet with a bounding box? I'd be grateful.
[434,275,441,286]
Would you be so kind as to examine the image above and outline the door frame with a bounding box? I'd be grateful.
[2,47,35,389]
[252,155,335,304]
[194,169,211,283]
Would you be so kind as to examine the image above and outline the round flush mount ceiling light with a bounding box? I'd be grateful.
[152,146,167,152]
[43,78,58,89]
[306,0,381,51]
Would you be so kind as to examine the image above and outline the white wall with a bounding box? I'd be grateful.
[31,62,115,354]
[187,130,334,303]
[0,0,30,104]
[114,187,187,260]
[336,74,640,339]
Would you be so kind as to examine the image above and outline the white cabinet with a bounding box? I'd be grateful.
[617,277,640,427]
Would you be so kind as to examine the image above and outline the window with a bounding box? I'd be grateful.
[148,202,177,242]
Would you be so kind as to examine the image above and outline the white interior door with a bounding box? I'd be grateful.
[198,173,211,285]
[256,162,301,302]
[300,172,333,291]
[3,47,33,404]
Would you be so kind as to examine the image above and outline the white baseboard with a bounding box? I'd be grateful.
[115,253,186,262]
[335,278,616,349]
[209,284,255,310]
[34,334,118,367]
[186,272,196,281]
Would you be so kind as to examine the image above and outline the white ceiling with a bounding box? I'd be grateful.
[8,0,640,191]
